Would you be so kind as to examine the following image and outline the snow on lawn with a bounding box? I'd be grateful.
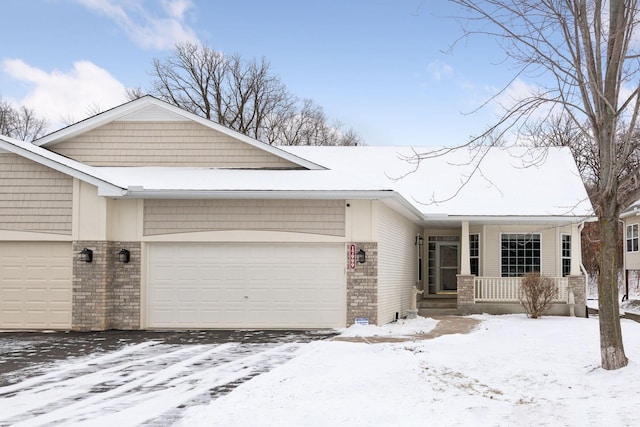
[181,315,640,427]
[336,316,438,338]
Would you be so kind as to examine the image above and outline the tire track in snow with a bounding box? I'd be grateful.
[0,341,302,426]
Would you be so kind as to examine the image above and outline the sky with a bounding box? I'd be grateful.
[0,0,521,146]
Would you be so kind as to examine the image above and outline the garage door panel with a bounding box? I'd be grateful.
[148,243,345,329]
[0,242,72,329]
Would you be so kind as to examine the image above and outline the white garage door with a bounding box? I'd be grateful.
[147,243,346,329]
[0,242,72,329]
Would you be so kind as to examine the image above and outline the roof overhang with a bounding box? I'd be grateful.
[121,188,396,200]
[621,207,640,219]
[416,214,595,228]
[0,134,126,196]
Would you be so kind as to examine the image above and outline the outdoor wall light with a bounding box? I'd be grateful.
[415,235,424,246]
[357,249,366,264]
[79,248,93,263]
[118,248,131,263]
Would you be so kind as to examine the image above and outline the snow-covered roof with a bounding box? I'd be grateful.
[621,199,640,219]
[282,145,593,219]
[3,106,594,223]
[86,145,592,221]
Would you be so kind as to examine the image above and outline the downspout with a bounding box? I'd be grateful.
[579,221,590,318]
[618,219,629,302]
[618,218,628,302]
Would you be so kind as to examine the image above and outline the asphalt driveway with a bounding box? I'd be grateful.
[0,329,334,426]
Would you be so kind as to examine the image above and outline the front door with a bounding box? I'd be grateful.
[437,242,459,292]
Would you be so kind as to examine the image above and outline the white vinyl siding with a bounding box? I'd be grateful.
[376,203,420,324]
[144,199,345,237]
[0,153,73,235]
[147,243,345,328]
[624,219,640,270]
[50,121,299,168]
[0,242,72,329]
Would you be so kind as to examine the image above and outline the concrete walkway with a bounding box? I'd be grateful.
[332,316,481,344]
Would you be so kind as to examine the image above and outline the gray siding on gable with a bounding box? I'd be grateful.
[49,121,300,168]
[0,153,73,235]
[143,199,345,237]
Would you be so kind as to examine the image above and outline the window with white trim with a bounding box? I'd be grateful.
[627,224,639,252]
[501,233,541,277]
[470,234,479,276]
[561,234,571,277]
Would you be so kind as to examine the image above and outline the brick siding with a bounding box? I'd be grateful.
[457,275,475,306]
[346,242,378,326]
[72,241,141,331]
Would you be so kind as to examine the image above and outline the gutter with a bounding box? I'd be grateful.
[121,189,397,200]
[420,214,596,224]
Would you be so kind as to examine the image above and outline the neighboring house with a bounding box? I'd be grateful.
[621,200,640,299]
[0,96,594,331]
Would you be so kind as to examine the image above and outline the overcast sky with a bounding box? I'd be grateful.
[0,0,527,146]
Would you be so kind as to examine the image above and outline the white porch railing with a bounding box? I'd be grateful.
[474,277,569,303]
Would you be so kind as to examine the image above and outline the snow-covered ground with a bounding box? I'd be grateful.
[0,338,311,426]
[183,315,640,427]
[2,315,640,426]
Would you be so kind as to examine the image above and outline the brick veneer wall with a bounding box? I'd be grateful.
[457,275,475,306]
[109,242,141,330]
[72,241,110,331]
[72,241,141,331]
[346,242,378,326]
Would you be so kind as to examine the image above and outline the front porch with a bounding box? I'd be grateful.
[418,275,586,317]
[417,219,587,317]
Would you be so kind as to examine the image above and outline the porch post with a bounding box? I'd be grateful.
[570,222,581,276]
[460,220,470,275]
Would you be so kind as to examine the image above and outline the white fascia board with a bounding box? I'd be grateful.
[621,208,640,219]
[0,136,126,196]
[120,189,397,200]
[424,215,596,225]
[35,96,325,171]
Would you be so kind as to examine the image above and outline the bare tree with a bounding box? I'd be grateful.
[0,98,47,141]
[149,42,362,146]
[441,0,640,369]
[125,87,147,100]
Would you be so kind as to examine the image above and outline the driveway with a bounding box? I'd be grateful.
[0,329,334,426]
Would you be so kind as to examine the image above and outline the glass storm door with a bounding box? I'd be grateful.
[437,242,459,292]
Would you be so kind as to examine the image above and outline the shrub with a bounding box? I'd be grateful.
[519,272,558,318]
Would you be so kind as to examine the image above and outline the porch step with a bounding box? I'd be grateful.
[418,308,462,317]
[418,298,458,310]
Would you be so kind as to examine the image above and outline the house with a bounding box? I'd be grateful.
[0,96,594,331]
[621,199,640,299]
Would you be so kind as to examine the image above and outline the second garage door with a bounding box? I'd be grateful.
[147,243,346,329]
[0,241,72,329]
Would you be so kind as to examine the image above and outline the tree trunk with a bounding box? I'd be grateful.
[597,203,628,370]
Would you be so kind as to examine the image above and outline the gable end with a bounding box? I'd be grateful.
[49,121,303,168]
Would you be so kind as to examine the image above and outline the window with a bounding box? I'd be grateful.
[470,234,480,276]
[627,224,639,253]
[428,242,436,286]
[501,234,540,277]
[561,234,571,277]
